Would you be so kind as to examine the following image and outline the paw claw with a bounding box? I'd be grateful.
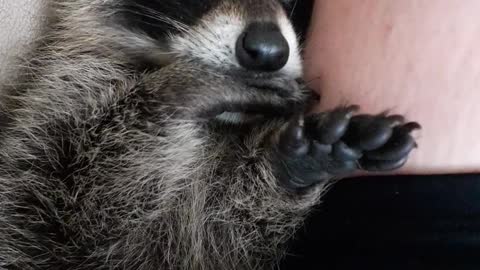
[385,114,406,126]
[404,122,422,132]
[345,104,361,115]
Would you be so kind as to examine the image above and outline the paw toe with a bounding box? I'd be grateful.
[311,141,333,158]
[278,118,309,156]
[343,115,402,151]
[365,123,418,161]
[358,121,420,172]
[332,141,362,161]
[306,105,359,145]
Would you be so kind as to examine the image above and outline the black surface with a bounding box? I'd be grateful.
[281,174,480,269]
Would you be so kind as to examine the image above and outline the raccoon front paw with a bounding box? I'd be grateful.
[275,106,420,190]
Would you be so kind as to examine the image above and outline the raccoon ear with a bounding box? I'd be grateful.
[282,0,314,45]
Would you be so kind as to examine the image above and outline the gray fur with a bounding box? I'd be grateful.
[0,0,325,269]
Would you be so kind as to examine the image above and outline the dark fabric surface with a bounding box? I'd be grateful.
[280,174,480,269]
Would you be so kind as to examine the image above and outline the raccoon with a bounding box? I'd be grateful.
[0,0,420,269]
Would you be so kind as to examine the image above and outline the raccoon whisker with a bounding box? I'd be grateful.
[143,13,190,34]
[289,0,299,18]
[115,7,190,34]
[121,17,183,32]
[303,75,322,86]
[196,21,235,46]
[180,67,226,79]
[178,30,225,57]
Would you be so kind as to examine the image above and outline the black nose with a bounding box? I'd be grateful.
[236,23,290,72]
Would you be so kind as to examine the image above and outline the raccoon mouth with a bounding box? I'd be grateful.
[209,80,307,124]
[209,101,299,124]
[214,111,264,124]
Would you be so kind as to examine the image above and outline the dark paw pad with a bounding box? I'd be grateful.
[274,106,420,190]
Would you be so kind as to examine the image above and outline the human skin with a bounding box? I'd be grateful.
[304,0,480,174]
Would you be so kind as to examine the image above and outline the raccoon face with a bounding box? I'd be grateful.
[109,0,311,124]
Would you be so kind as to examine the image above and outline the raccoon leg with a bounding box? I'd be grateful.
[274,105,420,190]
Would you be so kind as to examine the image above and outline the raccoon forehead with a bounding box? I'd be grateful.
[114,0,293,39]
[115,0,221,38]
